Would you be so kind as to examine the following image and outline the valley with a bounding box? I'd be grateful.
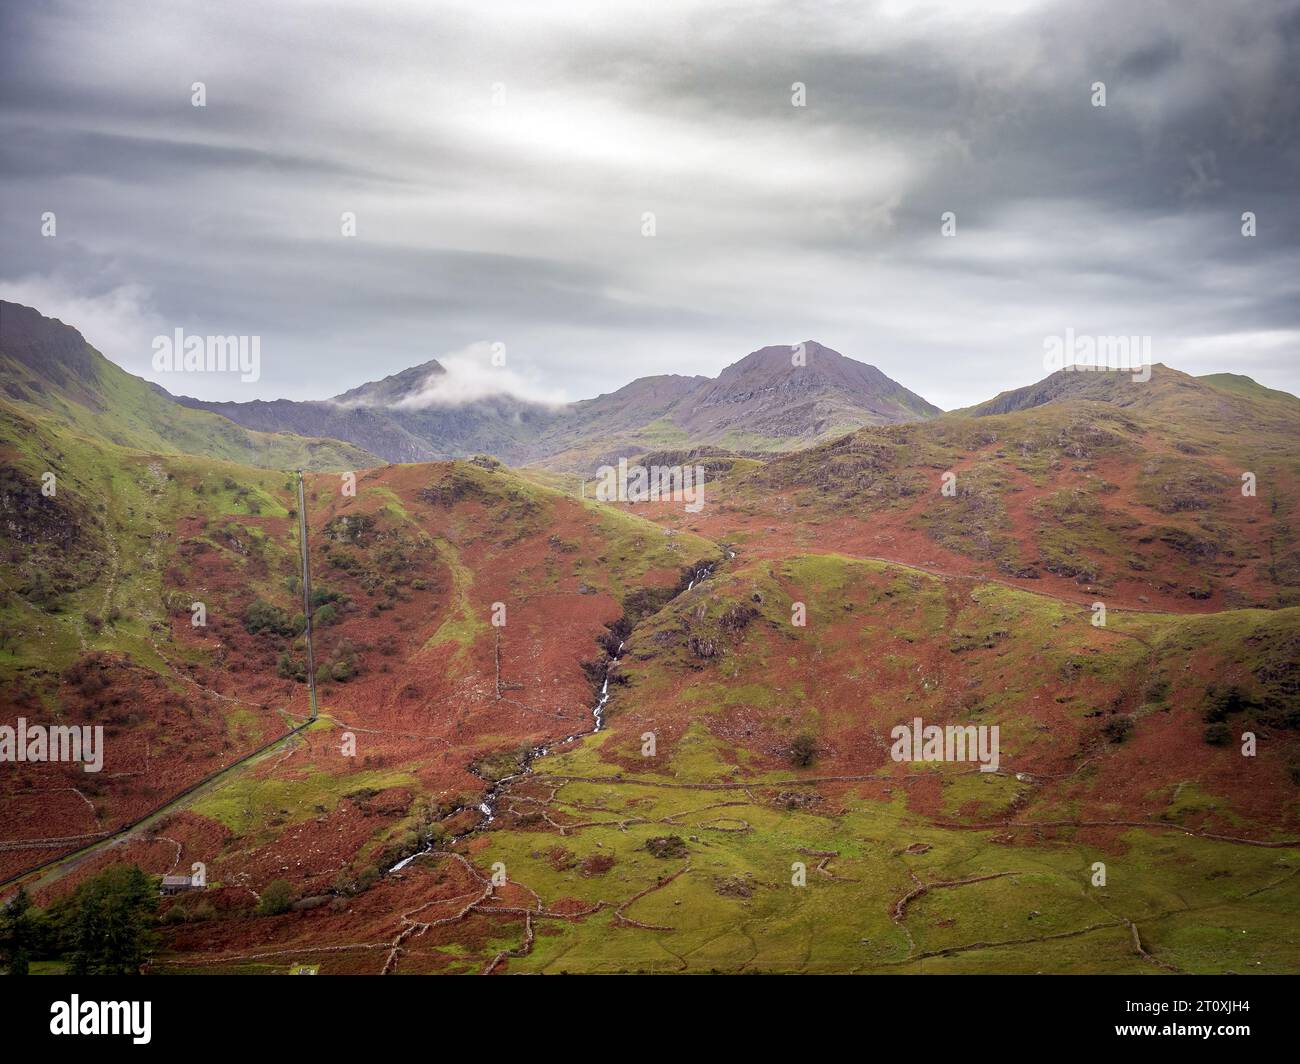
[1,302,1297,975]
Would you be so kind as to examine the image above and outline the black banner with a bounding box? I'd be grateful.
[2,975,1293,1051]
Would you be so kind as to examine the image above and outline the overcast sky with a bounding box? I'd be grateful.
[2,0,1298,408]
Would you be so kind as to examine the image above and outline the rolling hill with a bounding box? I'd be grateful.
[644,364,1300,612]
[1,304,1297,975]
[0,302,379,472]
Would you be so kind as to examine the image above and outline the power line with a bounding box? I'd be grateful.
[296,469,318,720]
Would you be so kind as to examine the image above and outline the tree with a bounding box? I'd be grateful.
[1,887,39,975]
[789,732,817,767]
[277,651,306,682]
[244,599,294,637]
[1203,684,1253,723]
[52,864,159,975]
[257,879,295,916]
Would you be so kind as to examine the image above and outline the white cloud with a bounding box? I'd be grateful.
[342,342,569,408]
[2,0,1297,407]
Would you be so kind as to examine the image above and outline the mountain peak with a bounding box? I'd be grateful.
[664,340,939,449]
[330,359,446,406]
[0,300,100,393]
[717,342,909,395]
[724,340,844,374]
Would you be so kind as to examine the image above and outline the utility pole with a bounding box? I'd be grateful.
[295,469,318,720]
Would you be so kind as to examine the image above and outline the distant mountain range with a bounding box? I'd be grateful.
[4,301,1296,487]
[173,338,941,468]
[0,302,942,470]
[173,360,553,467]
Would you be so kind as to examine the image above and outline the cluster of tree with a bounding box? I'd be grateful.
[1201,683,1297,744]
[316,639,360,685]
[1,864,159,975]
[247,586,351,640]
[243,598,301,638]
[277,639,361,686]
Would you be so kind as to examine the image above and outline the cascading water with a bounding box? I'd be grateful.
[686,563,713,592]
[386,561,715,874]
[593,640,623,732]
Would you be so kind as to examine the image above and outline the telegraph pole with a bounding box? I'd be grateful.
[295,469,318,720]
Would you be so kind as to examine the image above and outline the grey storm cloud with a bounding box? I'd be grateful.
[1,0,1298,408]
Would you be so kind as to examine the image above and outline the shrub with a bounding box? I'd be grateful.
[276,653,306,682]
[327,550,361,573]
[1203,684,1255,723]
[324,514,376,545]
[788,732,817,767]
[644,835,688,859]
[318,640,360,683]
[22,570,62,610]
[1261,694,1300,731]
[1204,723,1232,747]
[244,599,293,637]
[309,586,346,609]
[256,879,295,916]
[161,899,216,925]
[1102,717,1133,743]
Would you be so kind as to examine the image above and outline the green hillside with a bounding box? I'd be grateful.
[0,302,378,471]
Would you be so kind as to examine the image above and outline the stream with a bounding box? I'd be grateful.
[387,562,715,874]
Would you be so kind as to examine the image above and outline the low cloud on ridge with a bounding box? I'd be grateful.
[342,342,569,409]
